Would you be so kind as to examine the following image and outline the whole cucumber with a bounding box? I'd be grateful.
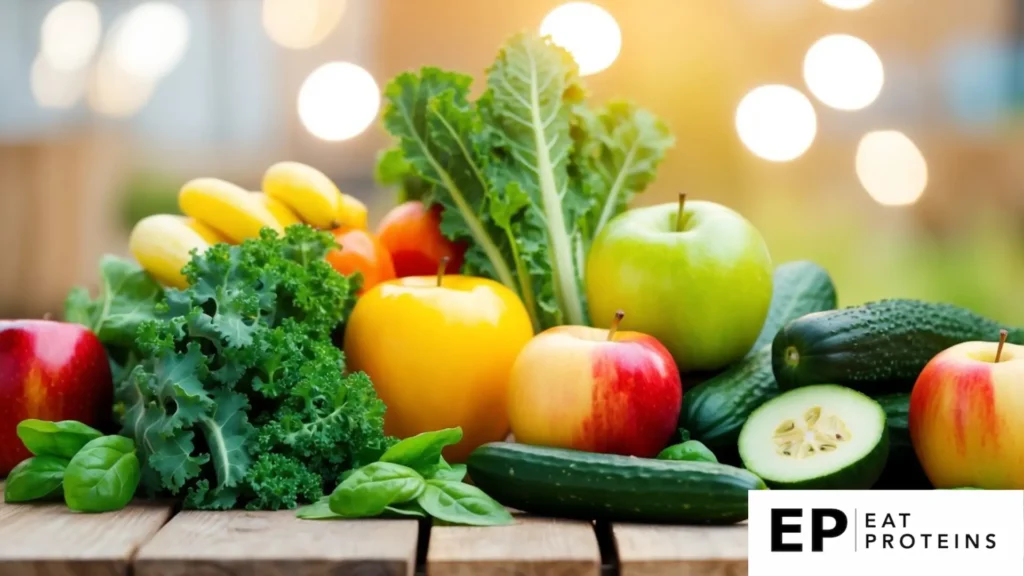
[773,299,1024,394]
[468,442,765,525]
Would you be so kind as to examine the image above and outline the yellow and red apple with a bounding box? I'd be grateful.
[508,313,682,458]
[0,320,113,475]
[910,335,1024,488]
[344,272,533,462]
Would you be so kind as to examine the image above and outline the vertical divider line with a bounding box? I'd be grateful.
[594,520,620,576]
[415,517,431,576]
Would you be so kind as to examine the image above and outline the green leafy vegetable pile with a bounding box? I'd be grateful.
[65,225,392,510]
[297,427,513,526]
[377,32,673,331]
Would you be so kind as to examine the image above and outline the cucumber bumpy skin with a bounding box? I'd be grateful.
[772,299,1024,395]
[467,442,766,525]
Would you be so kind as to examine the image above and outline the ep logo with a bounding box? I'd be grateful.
[771,508,848,552]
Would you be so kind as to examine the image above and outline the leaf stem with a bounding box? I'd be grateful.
[526,52,585,327]
[594,140,639,234]
[502,227,540,331]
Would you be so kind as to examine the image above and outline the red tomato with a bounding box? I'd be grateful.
[326,227,396,294]
[376,201,466,278]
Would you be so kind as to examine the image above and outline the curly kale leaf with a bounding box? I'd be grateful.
[64,256,165,347]
[115,225,388,510]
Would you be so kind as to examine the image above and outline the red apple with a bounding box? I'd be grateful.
[507,312,682,457]
[910,331,1024,488]
[0,320,113,475]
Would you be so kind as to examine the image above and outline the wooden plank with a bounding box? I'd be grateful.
[134,511,418,576]
[613,523,747,576]
[0,481,174,576]
[428,516,601,576]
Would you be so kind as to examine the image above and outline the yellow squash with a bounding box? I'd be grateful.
[179,178,283,243]
[129,215,211,288]
[252,192,302,227]
[262,162,340,229]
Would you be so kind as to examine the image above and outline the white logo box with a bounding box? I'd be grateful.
[748,490,1024,576]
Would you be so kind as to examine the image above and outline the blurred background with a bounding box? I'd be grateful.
[1,0,1023,323]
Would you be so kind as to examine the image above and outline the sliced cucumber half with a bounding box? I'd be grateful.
[739,384,888,489]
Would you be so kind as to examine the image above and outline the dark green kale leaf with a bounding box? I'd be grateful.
[115,225,390,510]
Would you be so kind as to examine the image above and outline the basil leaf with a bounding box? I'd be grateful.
[379,428,463,473]
[383,500,427,519]
[329,462,425,518]
[63,436,141,513]
[17,420,103,459]
[416,480,513,526]
[296,497,344,520]
[4,456,69,503]
[426,461,467,482]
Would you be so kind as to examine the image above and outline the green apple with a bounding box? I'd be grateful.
[586,196,772,372]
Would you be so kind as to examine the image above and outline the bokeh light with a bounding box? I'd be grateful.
[87,51,156,118]
[262,0,347,50]
[856,130,928,206]
[298,62,380,141]
[735,85,817,162]
[40,0,101,71]
[109,1,190,80]
[803,34,884,111]
[31,53,87,109]
[539,2,621,76]
[821,0,874,9]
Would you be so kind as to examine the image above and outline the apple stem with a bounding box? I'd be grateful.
[996,329,1009,362]
[676,193,687,232]
[608,310,625,341]
[437,256,450,287]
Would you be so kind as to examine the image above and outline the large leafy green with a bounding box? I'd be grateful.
[378,33,672,330]
[64,256,164,347]
[74,225,391,510]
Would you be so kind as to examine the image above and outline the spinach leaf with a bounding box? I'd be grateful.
[17,420,103,459]
[329,462,425,518]
[295,497,344,520]
[416,480,513,526]
[63,435,141,513]
[379,428,462,473]
[3,456,69,502]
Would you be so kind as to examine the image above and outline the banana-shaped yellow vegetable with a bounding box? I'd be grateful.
[252,191,302,227]
[179,178,283,243]
[262,161,341,229]
[129,215,211,288]
[184,217,231,245]
[336,192,368,230]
